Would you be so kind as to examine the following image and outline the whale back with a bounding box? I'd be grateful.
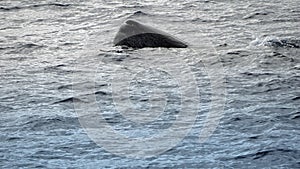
[113,20,188,48]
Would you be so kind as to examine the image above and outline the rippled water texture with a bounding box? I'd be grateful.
[1,0,299,168]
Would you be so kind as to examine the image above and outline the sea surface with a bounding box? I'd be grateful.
[1,0,300,168]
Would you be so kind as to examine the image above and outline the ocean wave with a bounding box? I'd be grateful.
[0,3,70,11]
[250,36,300,48]
[234,148,299,160]
[13,115,80,132]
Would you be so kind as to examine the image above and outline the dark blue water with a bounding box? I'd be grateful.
[0,0,299,168]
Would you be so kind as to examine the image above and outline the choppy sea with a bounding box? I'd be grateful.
[0,0,299,168]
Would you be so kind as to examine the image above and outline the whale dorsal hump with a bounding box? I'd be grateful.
[113,20,188,48]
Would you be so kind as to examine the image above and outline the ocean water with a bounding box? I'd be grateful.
[1,0,300,168]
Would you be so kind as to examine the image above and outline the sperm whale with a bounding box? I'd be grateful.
[113,20,188,48]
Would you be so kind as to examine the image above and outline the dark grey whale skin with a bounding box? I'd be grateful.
[113,20,188,48]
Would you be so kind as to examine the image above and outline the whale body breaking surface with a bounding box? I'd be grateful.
[113,20,188,48]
